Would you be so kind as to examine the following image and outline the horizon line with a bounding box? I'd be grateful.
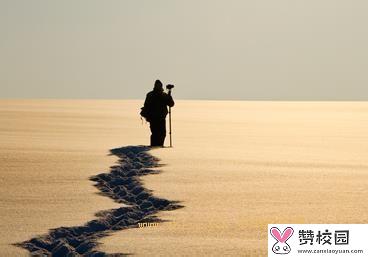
[0,97,367,102]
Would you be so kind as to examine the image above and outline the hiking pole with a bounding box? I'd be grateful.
[169,106,172,147]
[166,84,174,147]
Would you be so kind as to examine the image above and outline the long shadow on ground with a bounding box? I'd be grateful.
[15,145,184,256]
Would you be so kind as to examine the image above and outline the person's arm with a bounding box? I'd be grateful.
[166,91,175,107]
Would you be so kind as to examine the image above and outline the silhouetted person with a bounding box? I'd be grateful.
[143,80,174,146]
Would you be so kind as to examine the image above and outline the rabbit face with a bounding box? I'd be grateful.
[270,227,294,255]
[272,242,291,254]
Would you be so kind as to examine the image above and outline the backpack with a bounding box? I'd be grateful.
[140,106,150,122]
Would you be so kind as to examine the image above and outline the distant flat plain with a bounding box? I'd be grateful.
[1,100,367,256]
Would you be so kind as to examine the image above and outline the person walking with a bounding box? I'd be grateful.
[143,80,174,147]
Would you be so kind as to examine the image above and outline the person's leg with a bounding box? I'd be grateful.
[150,120,160,146]
[158,119,166,146]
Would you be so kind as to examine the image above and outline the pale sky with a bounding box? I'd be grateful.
[0,0,367,100]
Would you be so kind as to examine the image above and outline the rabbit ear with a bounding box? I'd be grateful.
[280,227,294,242]
[270,227,283,242]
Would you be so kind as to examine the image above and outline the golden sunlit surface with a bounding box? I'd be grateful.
[1,100,368,256]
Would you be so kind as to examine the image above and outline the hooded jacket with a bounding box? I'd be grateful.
[143,89,174,121]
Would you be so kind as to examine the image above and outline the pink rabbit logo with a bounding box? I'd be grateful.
[270,227,294,254]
